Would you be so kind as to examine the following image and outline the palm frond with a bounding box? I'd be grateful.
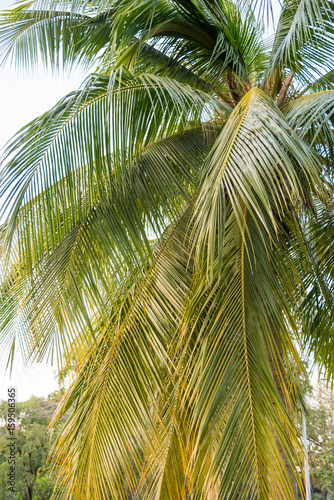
[266,0,334,89]
[48,202,306,500]
[0,69,224,268]
[300,69,334,93]
[175,207,305,499]
[0,122,220,368]
[192,87,322,277]
[110,0,266,91]
[49,208,193,500]
[0,3,112,70]
[290,203,334,383]
[284,90,334,176]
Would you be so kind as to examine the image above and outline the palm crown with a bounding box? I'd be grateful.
[1,0,334,498]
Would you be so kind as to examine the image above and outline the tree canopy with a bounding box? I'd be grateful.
[0,393,68,500]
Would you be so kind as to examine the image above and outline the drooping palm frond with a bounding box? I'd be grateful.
[48,207,194,500]
[111,0,267,92]
[192,87,323,277]
[0,0,269,93]
[0,70,225,265]
[0,3,112,70]
[283,90,334,177]
[49,200,308,500]
[0,67,226,369]
[176,209,305,500]
[266,0,334,90]
[0,124,220,370]
[288,203,334,384]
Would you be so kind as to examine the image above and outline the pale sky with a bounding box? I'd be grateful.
[0,0,283,401]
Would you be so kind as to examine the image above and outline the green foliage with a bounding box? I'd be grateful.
[0,395,68,500]
[307,384,334,500]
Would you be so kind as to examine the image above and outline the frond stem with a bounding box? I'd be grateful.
[241,207,260,496]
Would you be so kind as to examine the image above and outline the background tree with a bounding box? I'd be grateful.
[0,0,334,499]
[0,393,68,500]
[306,382,334,500]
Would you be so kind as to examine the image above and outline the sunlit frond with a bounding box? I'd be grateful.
[284,90,334,176]
[266,0,334,89]
[0,3,112,70]
[192,87,322,277]
[49,208,193,500]
[176,207,305,499]
[0,70,224,266]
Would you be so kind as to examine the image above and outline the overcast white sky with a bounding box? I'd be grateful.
[0,1,84,149]
[0,0,283,401]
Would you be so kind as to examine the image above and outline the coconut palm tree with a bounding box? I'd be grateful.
[0,0,334,498]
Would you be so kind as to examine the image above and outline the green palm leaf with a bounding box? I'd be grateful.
[49,208,193,500]
[283,90,334,174]
[0,3,111,70]
[192,87,322,277]
[0,70,224,265]
[177,208,304,499]
[266,0,334,89]
[0,121,220,368]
